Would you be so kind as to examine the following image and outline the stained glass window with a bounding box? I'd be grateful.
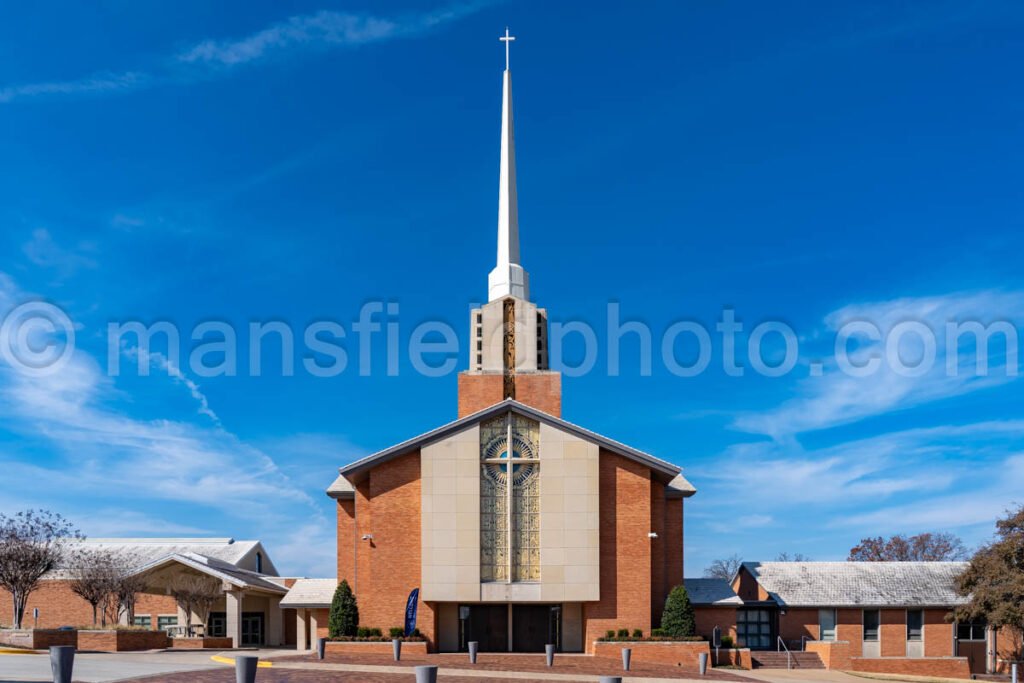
[480,413,540,582]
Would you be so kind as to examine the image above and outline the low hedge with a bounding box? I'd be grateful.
[598,635,706,642]
[327,635,426,642]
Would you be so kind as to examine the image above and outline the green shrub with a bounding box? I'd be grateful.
[389,627,405,638]
[721,635,734,648]
[651,628,665,637]
[616,628,629,638]
[328,580,359,638]
[605,630,615,639]
[660,585,696,638]
[632,629,643,638]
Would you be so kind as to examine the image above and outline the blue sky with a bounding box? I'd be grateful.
[1,0,1022,578]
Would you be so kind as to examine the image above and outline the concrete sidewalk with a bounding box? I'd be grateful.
[0,648,298,682]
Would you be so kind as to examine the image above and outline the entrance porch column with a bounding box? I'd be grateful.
[296,609,308,650]
[309,609,320,645]
[226,589,245,648]
[267,596,283,646]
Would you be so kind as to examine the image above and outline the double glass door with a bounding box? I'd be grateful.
[241,613,264,647]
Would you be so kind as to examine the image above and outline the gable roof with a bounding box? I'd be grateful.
[63,538,268,569]
[741,561,970,608]
[333,399,693,490]
[132,552,287,594]
[280,578,338,608]
[685,578,743,606]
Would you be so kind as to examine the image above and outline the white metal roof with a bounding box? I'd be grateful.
[741,561,970,608]
[280,578,338,608]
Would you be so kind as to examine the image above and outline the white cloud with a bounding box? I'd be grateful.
[22,228,98,280]
[0,274,334,574]
[0,4,486,104]
[0,71,146,104]
[735,290,1024,439]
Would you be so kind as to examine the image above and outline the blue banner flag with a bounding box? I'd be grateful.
[404,588,419,637]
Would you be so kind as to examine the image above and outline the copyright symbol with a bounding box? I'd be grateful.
[0,301,76,376]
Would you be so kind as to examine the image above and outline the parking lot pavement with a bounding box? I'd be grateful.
[0,648,300,683]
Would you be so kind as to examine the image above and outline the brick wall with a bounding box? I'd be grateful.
[880,609,906,657]
[650,482,666,628]
[593,640,711,669]
[337,498,356,584]
[807,639,853,670]
[924,609,953,657]
[134,592,178,628]
[582,451,653,650]
[457,372,561,417]
[664,498,683,597]
[732,567,769,602]
[352,450,437,648]
[836,608,864,655]
[851,656,971,679]
[694,607,738,641]
[4,580,95,628]
[779,608,819,644]
[457,373,503,417]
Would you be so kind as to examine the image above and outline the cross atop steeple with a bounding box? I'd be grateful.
[488,28,529,302]
[499,27,515,70]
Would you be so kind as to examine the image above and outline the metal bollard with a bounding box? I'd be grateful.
[49,646,75,683]
[414,664,438,683]
[622,647,631,671]
[235,655,259,683]
[392,638,402,661]
[545,643,555,667]
[468,640,479,664]
[699,651,709,676]
[599,677,623,683]
[316,637,326,660]
[1012,662,1018,683]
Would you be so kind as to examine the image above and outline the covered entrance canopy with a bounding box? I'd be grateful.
[134,552,288,647]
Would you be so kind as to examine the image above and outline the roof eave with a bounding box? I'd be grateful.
[339,399,682,484]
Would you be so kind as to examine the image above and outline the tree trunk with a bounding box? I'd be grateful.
[92,603,98,626]
[12,591,25,630]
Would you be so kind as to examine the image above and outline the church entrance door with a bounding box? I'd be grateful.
[460,604,508,652]
[512,604,561,653]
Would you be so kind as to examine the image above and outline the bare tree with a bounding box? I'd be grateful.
[113,563,149,626]
[775,552,812,561]
[704,554,743,580]
[0,510,80,629]
[67,549,119,626]
[169,574,222,636]
[848,532,969,562]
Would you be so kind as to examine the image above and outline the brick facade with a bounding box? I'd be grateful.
[582,451,654,650]
[349,451,437,647]
[336,497,356,585]
[457,372,562,417]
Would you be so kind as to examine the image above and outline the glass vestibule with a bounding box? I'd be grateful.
[737,608,773,649]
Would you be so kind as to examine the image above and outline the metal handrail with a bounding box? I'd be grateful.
[777,636,792,670]
[801,635,812,651]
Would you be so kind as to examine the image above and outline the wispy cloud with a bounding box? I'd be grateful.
[0,4,485,104]
[22,228,98,280]
[734,290,1024,439]
[0,71,147,104]
[0,274,335,575]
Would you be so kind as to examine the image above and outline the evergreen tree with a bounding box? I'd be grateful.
[661,584,696,638]
[328,579,359,637]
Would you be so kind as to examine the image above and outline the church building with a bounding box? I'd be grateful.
[326,33,696,654]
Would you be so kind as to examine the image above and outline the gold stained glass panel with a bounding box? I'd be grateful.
[480,413,540,583]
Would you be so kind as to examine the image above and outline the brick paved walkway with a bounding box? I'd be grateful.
[269,652,754,681]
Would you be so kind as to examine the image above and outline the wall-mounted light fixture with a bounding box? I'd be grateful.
[361,534,374,541]
[647,532,659,539]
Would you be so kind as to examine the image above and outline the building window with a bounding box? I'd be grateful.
[256,552,263,573]
[957,619,987,641]
[480,413,540,582]
[133,615,152,629]
[819,609,837,641]
[907,610,923,641]
[737,609,772,649]
[863,609,880,642]
[157,616,178,632]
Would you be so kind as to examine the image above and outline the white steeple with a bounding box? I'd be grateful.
[488,27,530,302]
